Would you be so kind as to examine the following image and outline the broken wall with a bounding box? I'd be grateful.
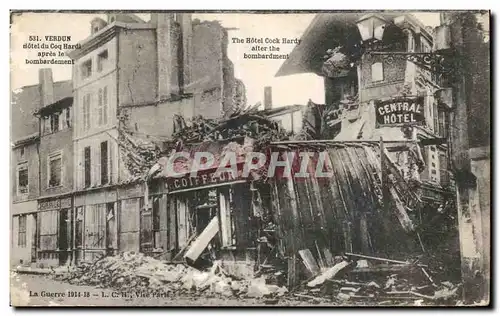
[269,144,419,267]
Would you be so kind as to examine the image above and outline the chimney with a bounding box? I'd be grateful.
[154,13,174,99]
[39,68,54,107]
[90,17,108,35]
[264,86,273,110]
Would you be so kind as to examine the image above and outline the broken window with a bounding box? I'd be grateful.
[17,163,28,195]
[48,152,62,187]
[18,215,26,247]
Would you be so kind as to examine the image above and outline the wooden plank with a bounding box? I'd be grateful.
[177,199,188,248]
[359,213,370,254]
[307,260,351,287]
[167,196,180,251]
[389,186,415,232]
[184,216,219,263]
[219,190,232,246]
[298,249,320,276]
[287,254,298,289]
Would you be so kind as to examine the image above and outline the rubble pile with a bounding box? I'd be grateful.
[294,255,462,306]
[118,129,162,179]
[54,252,287,299]
[169,104,291,150]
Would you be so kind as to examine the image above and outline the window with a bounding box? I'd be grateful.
[50,113,59,132]
[97,50,108,72]
[20,147,25,160]
[18,215,27,247]
[100,141,108,185]
[422,42,431,53]
[438,110,448,138]
[439,150,449,186]
[84,204,106,249]
[97,87,108,126]
[17,163,28,195]
[82,94,91,131]
[48,152,62,187]
[39,210,58,251]
[371,62,384,82]
[43,112,68,135]
[419,144,429,182]
[81,59,92,79]
[65,107,72,129]
[103,86,108,124]
[84,146,91,188]
[433,99,439,135]
[407,33,415,52]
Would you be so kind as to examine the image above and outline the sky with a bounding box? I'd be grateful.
[10,12,441,107]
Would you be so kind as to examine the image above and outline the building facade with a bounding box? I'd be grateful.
[35,93,74,267]
[11,69,72,267]
[66,13,238,263]
[277,13,452,195]
[277,12,490,302]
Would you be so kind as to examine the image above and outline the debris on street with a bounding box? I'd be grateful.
[53,252,288,299]
[293,253,462,306]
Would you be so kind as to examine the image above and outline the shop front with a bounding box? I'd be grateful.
[162,167,257,277]
[36,195,73,267]
[74,188,117,263]
[11,200,38,267]
[152,137,263,277]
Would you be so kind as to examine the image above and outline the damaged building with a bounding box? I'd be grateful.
[63,12,244,263]
[11,11,489,306]
[12,13,245,267]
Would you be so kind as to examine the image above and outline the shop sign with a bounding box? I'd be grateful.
[38,197,72,211]
[375,96,425,126]
[165,164,246,192]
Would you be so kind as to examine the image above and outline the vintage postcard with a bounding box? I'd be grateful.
[9,10,490,307]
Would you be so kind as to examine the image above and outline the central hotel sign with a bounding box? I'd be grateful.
[375,96,425,126]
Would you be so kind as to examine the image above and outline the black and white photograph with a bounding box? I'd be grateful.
[9,10,491,307]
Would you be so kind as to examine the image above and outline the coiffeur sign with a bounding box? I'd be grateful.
[165,162,247,193]
[375,96,425,126]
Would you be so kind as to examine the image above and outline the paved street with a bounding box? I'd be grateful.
[10,271,336,307]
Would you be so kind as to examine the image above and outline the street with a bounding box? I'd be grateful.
[10,271,338,307]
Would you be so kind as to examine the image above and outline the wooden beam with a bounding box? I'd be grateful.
[298,249,321,276]
[184,216,219,263]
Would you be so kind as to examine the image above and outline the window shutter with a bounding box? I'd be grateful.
[98,88,103,126]
[103,86,108,125]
